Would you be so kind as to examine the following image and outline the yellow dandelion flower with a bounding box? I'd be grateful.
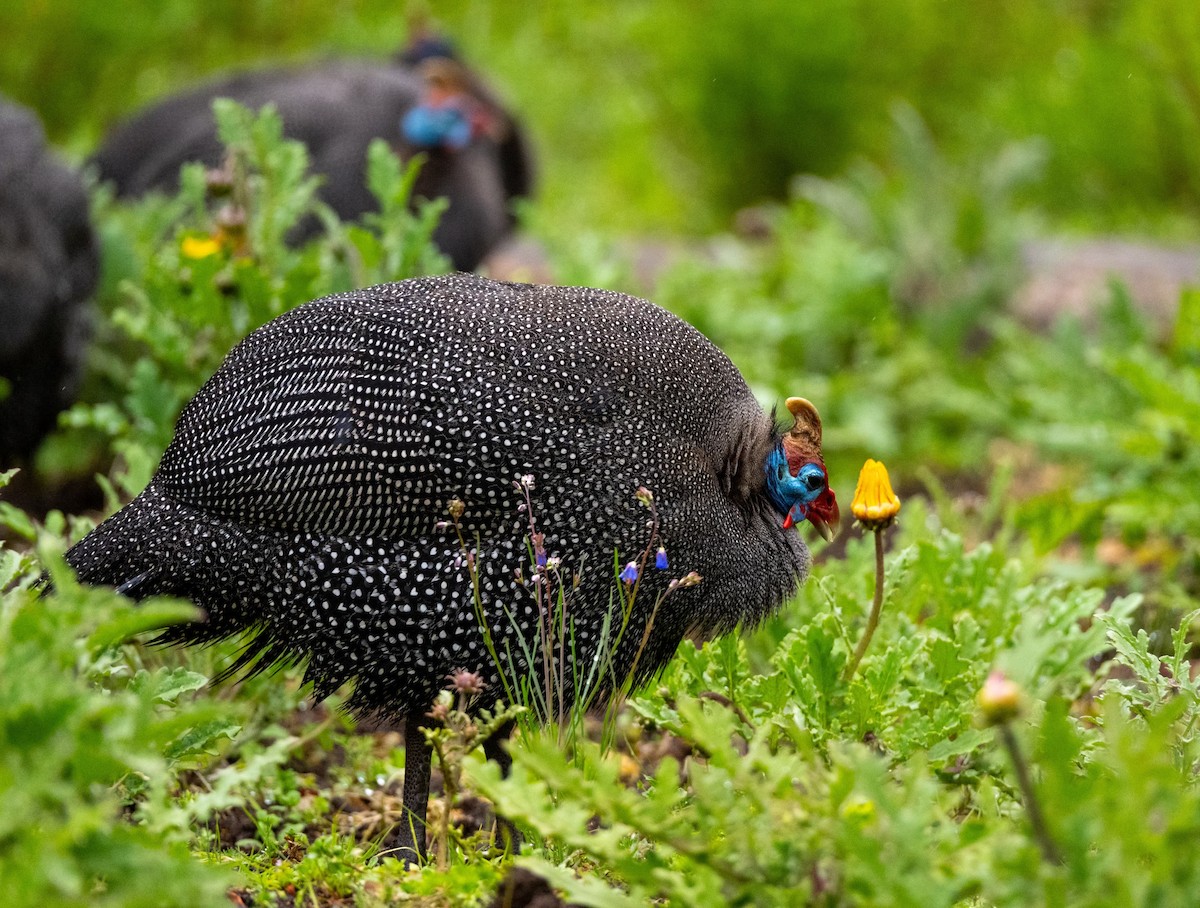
[843,458,900,683]
[180,235,222,259]
[851,459,900,530]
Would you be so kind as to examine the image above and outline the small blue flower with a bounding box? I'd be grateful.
[619,562,639,584]
[536,550,548,569]
[655,547,669,570]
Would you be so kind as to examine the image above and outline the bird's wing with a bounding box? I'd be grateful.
[155,276,765,545]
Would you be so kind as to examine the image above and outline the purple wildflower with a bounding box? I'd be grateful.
[619,561,640,585]
[448,669,486,696]
[655,547,669,570]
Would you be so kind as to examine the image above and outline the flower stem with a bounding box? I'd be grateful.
[844,527,885,683]
[999,724,1062,865]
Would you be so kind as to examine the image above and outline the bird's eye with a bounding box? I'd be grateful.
[798,465,826,492]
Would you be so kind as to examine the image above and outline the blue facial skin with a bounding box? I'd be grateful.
[401,105,472,150]
[765,445,827,527]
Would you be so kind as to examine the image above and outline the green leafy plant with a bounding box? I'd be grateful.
[0,519,232,905]
[472,503,1195,906]
[797,103,1045,347]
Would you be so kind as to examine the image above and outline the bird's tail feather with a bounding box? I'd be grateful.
[65,484,197,597]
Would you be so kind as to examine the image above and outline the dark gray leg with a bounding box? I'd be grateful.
[482,719,521,853]
[397,718,431,864]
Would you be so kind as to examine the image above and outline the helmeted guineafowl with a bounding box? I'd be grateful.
[90,51,533,272]
[63,273,839,860]
[0,97,98,464]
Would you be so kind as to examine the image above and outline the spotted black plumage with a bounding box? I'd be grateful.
[65,272,834,859]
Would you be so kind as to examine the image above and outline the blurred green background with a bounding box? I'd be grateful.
[4,0,1200,237]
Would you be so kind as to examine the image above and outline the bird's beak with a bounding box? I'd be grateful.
[807,489,840,542]
[783,503,838,541]
[808,513,836,542]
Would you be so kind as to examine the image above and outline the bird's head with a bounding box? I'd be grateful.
[765,397,840,541]
[400,58,504,151]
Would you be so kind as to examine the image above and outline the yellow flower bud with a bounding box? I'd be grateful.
[840,798,876,825]
[977,670,1023,726]
[180,235,222,259]
[618,753,641,784]
[851,459,900,530]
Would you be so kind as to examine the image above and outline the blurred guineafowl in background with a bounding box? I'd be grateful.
[0,97,98,465]
[63,273,839,860]
[90,41,533,272]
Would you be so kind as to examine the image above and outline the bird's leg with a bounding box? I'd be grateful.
[482,718,522,854]
[398,718,432,865]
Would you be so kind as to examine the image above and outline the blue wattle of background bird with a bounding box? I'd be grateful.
[401,103,472,150]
